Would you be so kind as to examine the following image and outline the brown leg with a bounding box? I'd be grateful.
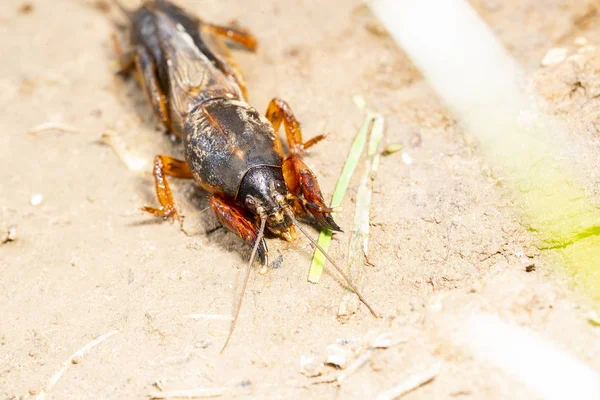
[134,45,172,133]
[203,23,258,52]
[265,98,327,154]
[265,98,340,231]
[142,156,193,221]
[209,196,268,264]
[200,25,251,99]
[200,22,257,99]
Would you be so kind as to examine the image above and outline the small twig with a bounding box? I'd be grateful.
[148,387,232,399]
[100,131,150,173]
[375,363,441,400]
[36,329,119,400]
[28,122,81,135]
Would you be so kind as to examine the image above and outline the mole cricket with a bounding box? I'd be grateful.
[109,0,377,351]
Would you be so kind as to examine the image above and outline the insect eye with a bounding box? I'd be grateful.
[275,181,287,193]
[248,109,260,120]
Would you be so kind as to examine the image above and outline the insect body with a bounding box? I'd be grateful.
[111,0,376,350]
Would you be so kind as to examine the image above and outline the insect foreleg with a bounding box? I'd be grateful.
[209,196,268,265]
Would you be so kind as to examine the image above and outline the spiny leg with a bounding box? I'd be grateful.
[209,196,268,266]
[265,98,327,155]
[202,23,258,51]
[142,156,193,221]
[134,45,173,133]
[265,98,339,230]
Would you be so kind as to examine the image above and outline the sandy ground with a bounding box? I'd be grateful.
[2,0,600,399]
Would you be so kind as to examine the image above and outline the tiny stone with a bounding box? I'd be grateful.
[2,225,17,244]
[71,357,81,364]
[337,294,360,322]
[326,344,350,368]
[541,48,567,66]
[588,311,600,326]
[401,152,413,165]
[300,355,323,377]
[365,21,387,37]
[574,36,588,46]
[30,194,43,206]
[429,300,443,311]
[521,256,535,272]
[7,225,17,241]
[352,95,367,110]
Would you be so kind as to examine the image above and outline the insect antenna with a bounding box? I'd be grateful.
[220,213,267,354]
[283,208,379,318]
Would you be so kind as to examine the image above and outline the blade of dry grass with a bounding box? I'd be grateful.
[338,114,384,314]
[375,363,441,400]
[36,329,119,400]
[149,388,232,399]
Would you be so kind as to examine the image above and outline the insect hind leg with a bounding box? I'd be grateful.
[142,155,193,221]
[134,45,174,133]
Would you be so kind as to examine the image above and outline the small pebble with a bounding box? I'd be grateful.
[365,21,387,37]
[2,225,17,243]
[195,339,211,349]
[541,48,567,66]
[326,344,350,368]
[352,95,367,110]
[300,355,324,377]
[588,311,600,326]
[401,152,413,165]
[30,194,43,206]
[237,380,252,388]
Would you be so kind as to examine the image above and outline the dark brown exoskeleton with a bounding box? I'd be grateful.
[110,0,377,350]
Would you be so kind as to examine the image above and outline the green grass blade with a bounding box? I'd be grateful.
[308,113,376,283]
